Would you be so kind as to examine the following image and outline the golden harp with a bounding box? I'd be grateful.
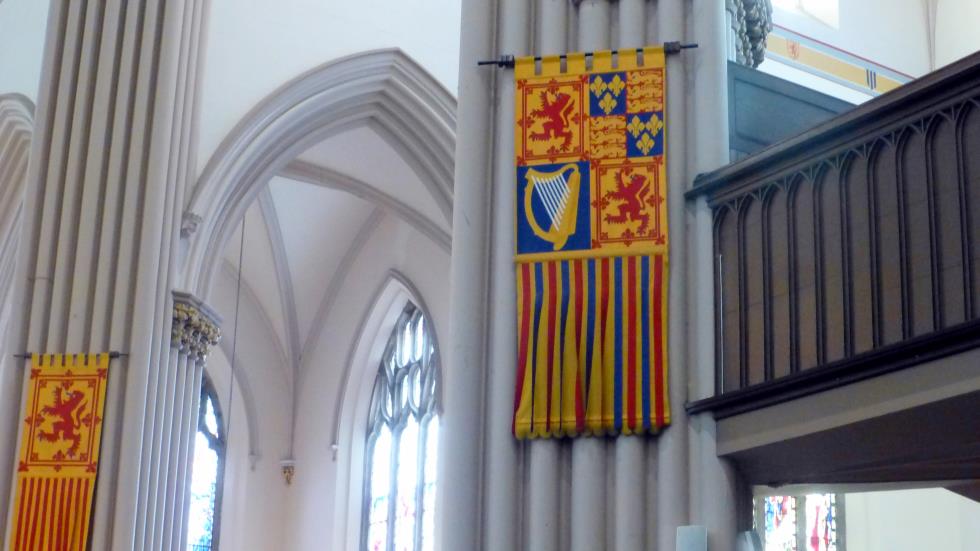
[523,163,581,251]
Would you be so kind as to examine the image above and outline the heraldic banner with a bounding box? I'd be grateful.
[8,354,110,551]
[513,47,670,439]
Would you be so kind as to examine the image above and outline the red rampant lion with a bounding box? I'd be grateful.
[529,90,575,151]
[604,170,651,234]
[37,385,87,458]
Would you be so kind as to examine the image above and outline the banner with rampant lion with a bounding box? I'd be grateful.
[8,353,110,551]
[513,48,670,439]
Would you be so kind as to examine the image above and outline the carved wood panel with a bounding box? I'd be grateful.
[707,92,980,396]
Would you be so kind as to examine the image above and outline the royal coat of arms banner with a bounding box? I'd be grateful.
[512,47,670,440]
[8,353,110,551]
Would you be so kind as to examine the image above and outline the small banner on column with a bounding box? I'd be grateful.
[9,353,110,551]
[513,47,670,439]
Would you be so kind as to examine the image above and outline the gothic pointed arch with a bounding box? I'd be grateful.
[181,49,456,298]
[329,272,442,551]
[0,94,34,314]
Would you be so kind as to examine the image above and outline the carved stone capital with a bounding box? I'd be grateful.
[171,291,222,360]
[730,0,773,68]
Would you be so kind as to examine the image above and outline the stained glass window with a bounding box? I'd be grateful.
[758,493,843,551]
[765,496,798,551]
[186,379,225,551]
[362,304,439,551]
[804,494,838,551]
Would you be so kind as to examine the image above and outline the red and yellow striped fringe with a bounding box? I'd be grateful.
[513,256,669,439]
[9,477,95,551]
[9,353,110,551]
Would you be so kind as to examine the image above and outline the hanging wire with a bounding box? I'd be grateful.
[224,216,246,438]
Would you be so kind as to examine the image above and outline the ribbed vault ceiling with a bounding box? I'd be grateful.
[218,123,450,377]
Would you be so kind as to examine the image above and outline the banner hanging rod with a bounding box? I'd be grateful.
[13,351,127,359]
[478,41,698,68]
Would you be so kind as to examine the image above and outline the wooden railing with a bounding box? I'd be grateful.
[688,51,980,417]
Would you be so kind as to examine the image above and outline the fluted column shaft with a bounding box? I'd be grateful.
[525,2,569,550]
[482,0,530,550]
[2,2,207,550]
[689,1,740,549]
[167,293,221,550]
[176,357,206,548]
[656,1,693,550]
[160,350,190,551]
[437,0,496,548]
[571,4,611,551]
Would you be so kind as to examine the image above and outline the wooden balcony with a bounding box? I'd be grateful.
[688,51,980,418]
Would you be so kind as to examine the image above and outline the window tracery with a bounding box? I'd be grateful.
[362,304,439,551]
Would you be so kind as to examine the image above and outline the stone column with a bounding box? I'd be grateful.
[2,2,208,550]
[482,1,529,550]
[168,292,221,551]
[689,0,741,548]
[440,1,748,550]
[526,3,567,550]
[437,0,496,548]
[571,0,613,545]
[657,2,693,550]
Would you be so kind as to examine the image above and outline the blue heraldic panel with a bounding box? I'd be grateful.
[516,161,592,255]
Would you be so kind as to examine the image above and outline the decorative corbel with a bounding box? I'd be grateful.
[171,291,222,360]
[280,459,296,485]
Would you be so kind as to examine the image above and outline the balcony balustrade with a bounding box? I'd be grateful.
[688,51,980,417]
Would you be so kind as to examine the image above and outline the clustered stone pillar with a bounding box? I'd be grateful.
[440,1,749,550]
[1,2,208,550]
[169,292,221,550]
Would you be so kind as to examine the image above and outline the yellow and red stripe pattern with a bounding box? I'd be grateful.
[9,353,110,551]
[514,257,669,438]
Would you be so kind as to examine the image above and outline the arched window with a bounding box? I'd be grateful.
[362,304,439,551]
[186,378,226,551]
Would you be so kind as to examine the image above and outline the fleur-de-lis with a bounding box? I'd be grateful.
[636,132,657,155]
[599,92,618,114]
[590,76,608,96]
[608,74,625,96]
[627,115,646,137]
[645,113,664,135]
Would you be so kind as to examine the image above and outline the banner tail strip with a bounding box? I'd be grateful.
[513,257,669,438]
